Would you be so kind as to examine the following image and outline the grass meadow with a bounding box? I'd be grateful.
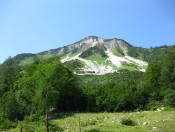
[9,110,175,132]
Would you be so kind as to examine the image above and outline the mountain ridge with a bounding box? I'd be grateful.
[38,36,131,55]
[12,36,174,75]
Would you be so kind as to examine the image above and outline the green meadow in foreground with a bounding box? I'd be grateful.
[9,110,175,132]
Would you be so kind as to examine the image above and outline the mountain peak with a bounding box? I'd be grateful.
[78,36,104,44]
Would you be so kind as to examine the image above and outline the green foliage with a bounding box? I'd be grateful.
[16,57,81,115]
[0,57,18,96]
[12,115,64,132]
[49,124,64,132]
[0,118,17,130]
[79,46,107,58]
[0,108,17,130]
[159,48,175,88]
[80,75,148,112]
[84,128,100,132]
[0,57,21,121]
[14,59,39,117]
[144,47,175,105]
[164,90,175,107]
[19,57,35,67]
[17,118,45,132]
[32,60,61,114]
[76,70,144,86]
[12,53,35,64]
[121,118,137,126]
[3,91,22,121]
[144,62,162,96]
[127,45,173,62]
[64,59,85,70]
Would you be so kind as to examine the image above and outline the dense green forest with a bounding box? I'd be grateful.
[127,45,173,62]
[0,47,175,131]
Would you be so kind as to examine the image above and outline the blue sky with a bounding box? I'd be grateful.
[0,0,175,63]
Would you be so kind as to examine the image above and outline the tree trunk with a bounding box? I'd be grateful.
[78,116,81,132]
[46,109,49,132]
[20,124,23,132]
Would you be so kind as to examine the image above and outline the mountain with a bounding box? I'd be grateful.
[13,36,173,75]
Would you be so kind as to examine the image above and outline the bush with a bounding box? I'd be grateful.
[121,118,136,126]
[84,128,100,132]
[24,114,40,122]
[164,91,175,107]
[0,118,17,130]
[145,101,164,110]
[49,124,64,132]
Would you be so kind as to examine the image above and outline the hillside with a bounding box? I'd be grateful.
[13,36,173,75]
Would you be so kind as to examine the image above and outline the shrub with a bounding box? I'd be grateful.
[0,118,17,130]
[164,91,175,107]
[49,124,64,132]
[121,118,136,126]
[146,101,164,110]
[84,128,100,132]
